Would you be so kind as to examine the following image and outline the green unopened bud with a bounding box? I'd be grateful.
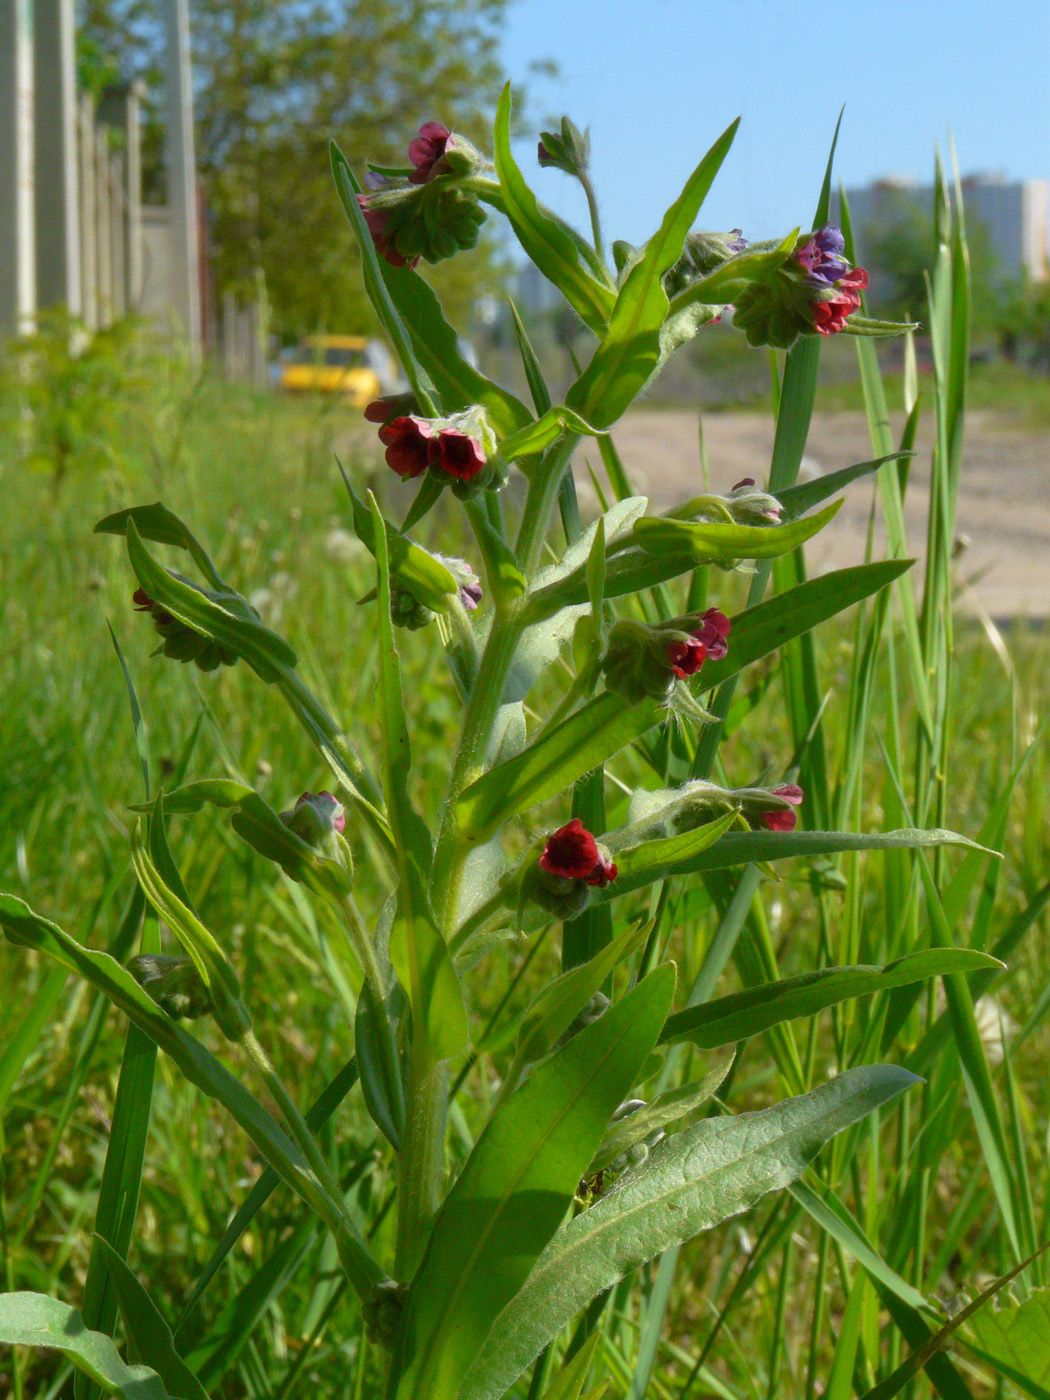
[390,583,433,630]
[127,953,213,1020]
[664,229,748,299]
[537,116,590,178]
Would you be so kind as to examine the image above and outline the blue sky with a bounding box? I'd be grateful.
[498,0,1050,248]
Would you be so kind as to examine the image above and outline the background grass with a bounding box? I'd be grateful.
[2,342,1050,1399]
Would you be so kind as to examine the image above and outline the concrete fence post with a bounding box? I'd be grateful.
[34,0,81,317]
[78,92,97,329]
[0,0,37,339]
[94,125,112,326]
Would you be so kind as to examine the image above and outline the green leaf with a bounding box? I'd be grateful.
[597,827,994,902]
[456,560,912,839]
[632,499,841,561]
[94,1239,210,1400]
[586,1050,734,1176]
[565,120,738,429]
[660,949,1003,1049]
[124,521,297,682]
[392,964,676,1400]
[370,495,468,1060]
[608,811,739,888]
[379,260,532,438]
[510,921,650,1081]
[340,470,459,611]
[0,1294,176,1400]
[130,803,251,1040]
[775,453,911,522]
[497,405,604,462]
[94,502,223,589]
[460,1065,919,1400]
[964,1286,1050,1398]
[541,1332,605,1400]
[492,85,614,336]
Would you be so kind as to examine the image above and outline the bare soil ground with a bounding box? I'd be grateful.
[584,410,1050,619]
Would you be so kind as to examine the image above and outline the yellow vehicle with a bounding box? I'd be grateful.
[278,335,383,405]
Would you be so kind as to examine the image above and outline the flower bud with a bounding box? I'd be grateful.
[602,610,730,706]
[127,953,212,1020]
[537,116,591,178]
[525,819,617,919]
[727,478,783,524]
[364,393,419,427]
[663,229,748,299]
[280,791,347,844]
[390,584,433,630]
[362,1279,406,1350]
[745,783,804,832]
[133,586,238,672]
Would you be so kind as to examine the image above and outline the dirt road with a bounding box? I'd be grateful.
[587,410,1050,619]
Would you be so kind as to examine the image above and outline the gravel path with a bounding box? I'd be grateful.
[585,410,1050,619]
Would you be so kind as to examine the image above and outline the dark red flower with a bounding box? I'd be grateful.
[585,850,618,887]
[133,587,152,610]
[540,819,599,880]
[759,784,804,832]
[430,427,486,482]
[132,587,173,627]
[732,477,755,490]
[356,193,415,269]
[378,415,434,478]
[364,399,391,423]
[408,122,453,184]
[667,636,706,678]
[694,608,731,661]
[812,268,868,337]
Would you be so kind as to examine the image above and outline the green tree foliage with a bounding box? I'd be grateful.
[77,0,515,336]
[861,186,1000,336]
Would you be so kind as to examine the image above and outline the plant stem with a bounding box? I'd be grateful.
[395,1048,448,1279]
[580,173,606,268]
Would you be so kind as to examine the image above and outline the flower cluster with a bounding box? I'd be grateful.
[355,121,488,268]
[603,609,731,705]
[730,224,868,349]
[366,400,499,494]
[133,587,237,672]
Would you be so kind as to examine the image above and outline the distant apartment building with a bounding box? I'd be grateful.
[832,173,1050,285]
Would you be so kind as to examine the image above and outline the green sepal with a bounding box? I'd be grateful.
[841,314,920,338]
[124,521,296,683]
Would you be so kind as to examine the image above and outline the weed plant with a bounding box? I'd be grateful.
[2,100,1049,1400]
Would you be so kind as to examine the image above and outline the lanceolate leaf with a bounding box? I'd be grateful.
[592,827,994,902]
[660,949,1003,1049]
[379,259,532,438]
[95,503,223,589]
[564,118,738,429]
[94,1239,210,1400]
[0,1293,175,1400]
[392,964,676,1400]
[460,1066,919,1400]
[632,499,841,560]
[456,560,911,838]
[492,85,614,336]
[775,453,912,521]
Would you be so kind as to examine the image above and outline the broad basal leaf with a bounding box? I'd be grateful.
[460,1065,918,1400]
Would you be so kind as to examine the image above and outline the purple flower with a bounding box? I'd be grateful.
[408,122,454,184]
[795,225,850,288]
[693,608,731,662]
[758,784,804,832]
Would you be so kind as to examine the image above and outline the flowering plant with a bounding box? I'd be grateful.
[0,95,1001,1400]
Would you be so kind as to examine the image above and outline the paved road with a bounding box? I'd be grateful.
[587,410,1050,619]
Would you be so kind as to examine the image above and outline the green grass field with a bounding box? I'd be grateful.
[3,344,1050,1399]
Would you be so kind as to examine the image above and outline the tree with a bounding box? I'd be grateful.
[861,185,1000,338]
[77,0,516,336]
